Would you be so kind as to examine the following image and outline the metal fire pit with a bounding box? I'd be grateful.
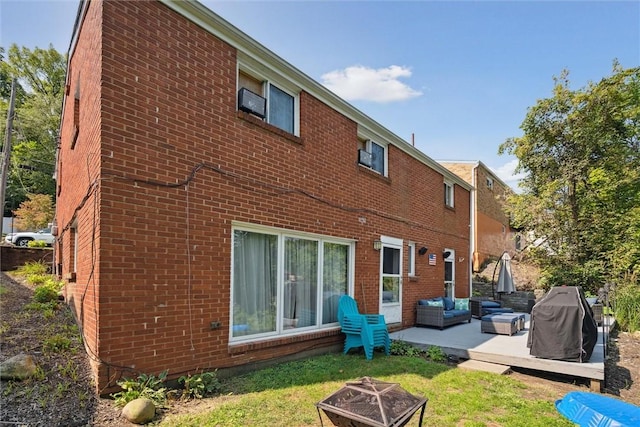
[315,376,427,427]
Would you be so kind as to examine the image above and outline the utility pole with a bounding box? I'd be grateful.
[0,78,18,238]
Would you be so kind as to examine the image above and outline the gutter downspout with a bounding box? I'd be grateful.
[469,162,478,297]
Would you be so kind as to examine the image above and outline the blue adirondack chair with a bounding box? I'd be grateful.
[337,295,390,360]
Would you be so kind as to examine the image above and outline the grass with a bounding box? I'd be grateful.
[157,353,574,427]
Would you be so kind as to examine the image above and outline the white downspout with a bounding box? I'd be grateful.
[469,163,478,297]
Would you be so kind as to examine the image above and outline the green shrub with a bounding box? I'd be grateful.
[179,371,221,399]
[426,345,448,363]
[27,274,49,286]
[33,285,59,303]
[16,261,48,276]
[390,340,424,357]
[28,240,48,248]
[111,370,168,407]
[611,280,640,333]
[32,278,63,303]
[43,334,72,353]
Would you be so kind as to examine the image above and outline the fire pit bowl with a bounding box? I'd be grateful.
[315,376,427,427]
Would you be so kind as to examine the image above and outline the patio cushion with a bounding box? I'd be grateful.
[484,307,513,315]
[442,297,455,311]
[446,309,469,318]
[482,301,502,308]
[424,299,443,307]
[481,314,515,323]
[455,298,469,310]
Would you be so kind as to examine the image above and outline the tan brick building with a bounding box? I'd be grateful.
[55,0,472,392]
[439,161,518,273]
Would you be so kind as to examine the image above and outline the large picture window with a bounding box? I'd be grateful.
[231,226,353,341]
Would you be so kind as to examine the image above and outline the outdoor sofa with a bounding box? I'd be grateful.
[416,296,471,329]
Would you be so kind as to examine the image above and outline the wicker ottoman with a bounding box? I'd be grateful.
[493,313,526,331]
[481,314,518,336]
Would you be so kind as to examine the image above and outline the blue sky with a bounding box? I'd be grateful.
[2,0,639,189]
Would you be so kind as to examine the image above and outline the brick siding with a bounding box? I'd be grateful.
[56,0,471,393]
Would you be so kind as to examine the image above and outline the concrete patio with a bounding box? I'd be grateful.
[389,313,610,391]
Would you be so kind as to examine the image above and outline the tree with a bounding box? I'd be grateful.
[0,44,66,216]
[12,193,54,231]
[499,64,640,292]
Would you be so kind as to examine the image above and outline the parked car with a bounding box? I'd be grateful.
[4,228,55,247]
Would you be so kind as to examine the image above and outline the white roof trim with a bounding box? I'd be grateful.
[157,0,470,190]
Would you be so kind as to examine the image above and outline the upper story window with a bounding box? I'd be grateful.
[357,139,387,176]
[238,69,298,135]
[444,180,454,208]
[71,73,80,149]
[486,177,494,190]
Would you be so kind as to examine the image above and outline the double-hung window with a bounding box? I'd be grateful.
[444,180,454,208]
[231,225,353,342]
[238,70,297,135]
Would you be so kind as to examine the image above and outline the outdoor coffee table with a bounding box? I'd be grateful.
[480,314,518,336]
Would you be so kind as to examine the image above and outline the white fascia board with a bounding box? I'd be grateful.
[159,0,471,192]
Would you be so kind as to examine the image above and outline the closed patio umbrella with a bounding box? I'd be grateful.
[495,252,516,295]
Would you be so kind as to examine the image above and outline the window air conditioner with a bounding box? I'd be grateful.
[238,87,266,119]
[358,149,372,167]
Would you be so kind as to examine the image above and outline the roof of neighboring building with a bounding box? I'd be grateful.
[437,160,514,192]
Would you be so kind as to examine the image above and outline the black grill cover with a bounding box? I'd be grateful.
[527,286,598,362]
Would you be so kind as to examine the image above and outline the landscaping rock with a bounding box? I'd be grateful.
[122,398,156,424]
[0,354,38,380]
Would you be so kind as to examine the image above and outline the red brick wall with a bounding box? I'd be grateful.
[475,166,516,270]
[56,0,470,392]
[55,0,104,385]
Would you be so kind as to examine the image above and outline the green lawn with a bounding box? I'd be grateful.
[158,353,574,427]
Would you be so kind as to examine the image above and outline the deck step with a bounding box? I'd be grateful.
[458,359,512,375]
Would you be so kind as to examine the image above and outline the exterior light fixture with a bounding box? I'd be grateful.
[418,246,428,256]
[443,251,452,259]
[373,240,382,250]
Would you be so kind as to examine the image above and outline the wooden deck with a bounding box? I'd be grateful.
[389,313,609,392]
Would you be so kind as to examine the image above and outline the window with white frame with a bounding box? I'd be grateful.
[407,242,416,277]
[238,70,297,135]
[382,245,401,303]
[444,180,454,208]
[231,225,353,342]
[358,139,387,176]
[443,249,455,299]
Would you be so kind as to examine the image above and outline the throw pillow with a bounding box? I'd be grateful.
[425,299,443,307]
[442,297,455,311]
[455,298,469,310]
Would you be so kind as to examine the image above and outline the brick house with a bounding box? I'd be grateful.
[55,0,472,393]
[438,161,518,273]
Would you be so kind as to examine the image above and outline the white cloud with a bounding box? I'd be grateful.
[491,159,527,191]
[321,65,422,103]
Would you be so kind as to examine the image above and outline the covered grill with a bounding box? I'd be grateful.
[316,376,427,427]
